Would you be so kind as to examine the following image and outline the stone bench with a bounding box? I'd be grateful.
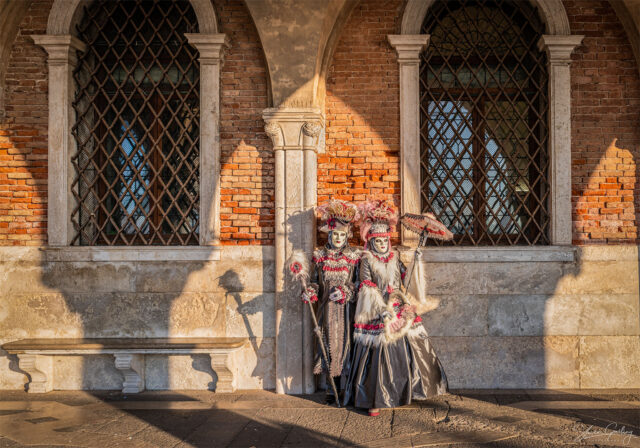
[2,338,248,394]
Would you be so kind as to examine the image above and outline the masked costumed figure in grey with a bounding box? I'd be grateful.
[343,200,447,416]
[301,199,361,403]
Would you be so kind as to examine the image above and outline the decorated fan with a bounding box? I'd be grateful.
[400,212,453,244]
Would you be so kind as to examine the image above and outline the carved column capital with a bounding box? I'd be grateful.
[537,35,584,65]
[31,35,86,67]
[388,34,430,65]
[185,33,229,65]
[262,108,324,152]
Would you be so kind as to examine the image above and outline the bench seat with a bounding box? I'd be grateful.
[2,337,248,394]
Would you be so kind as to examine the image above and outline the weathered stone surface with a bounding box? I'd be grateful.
[234,337,276,390]
[184,260,275,293]
[0,244,638,391]
[424,262,568,295]
[421,295,488,337]
[545,294,640,336]
[544,336,580,388]
[169,293,227,338]
[488,295,547,336]
[42,262,137,294]
[579,336,640,388]
[225,292,276,338]
[145,355,217,390]
[430,336,579,389]
[555,260,639,295]
[53,355,122,390]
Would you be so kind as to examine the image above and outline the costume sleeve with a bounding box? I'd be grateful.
[399,257,408,287]
[309,251,320,293]
[354,255,387,323]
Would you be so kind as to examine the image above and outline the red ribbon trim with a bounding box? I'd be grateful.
[354,322,384,330]
[371,252,394,263]
[359,279,377,289]
[322,265,349,272]
[313,255,359,265]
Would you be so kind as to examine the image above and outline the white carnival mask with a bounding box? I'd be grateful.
[371,236,389,254]
[330,230,347,249]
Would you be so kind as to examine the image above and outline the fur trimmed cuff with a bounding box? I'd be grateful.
[355,281,387,323]
[302,284,319,304]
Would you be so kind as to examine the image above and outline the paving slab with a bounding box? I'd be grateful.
[0,390,640,447]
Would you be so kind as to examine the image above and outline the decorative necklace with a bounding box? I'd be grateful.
[371,251,394,263]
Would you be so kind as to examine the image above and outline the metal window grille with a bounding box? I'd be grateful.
[71,0,200,246]
[420,0,550,245]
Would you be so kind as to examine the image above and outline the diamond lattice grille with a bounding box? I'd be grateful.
[420,0,550,245]
[71,0,200,245]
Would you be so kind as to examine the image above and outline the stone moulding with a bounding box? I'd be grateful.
[43,246,223,262]
[405,246,576,263]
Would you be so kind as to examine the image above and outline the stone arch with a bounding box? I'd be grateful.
[400,0,571,35]
[46,0,218,35]
[390,0,583,246]
[36,0,227,246]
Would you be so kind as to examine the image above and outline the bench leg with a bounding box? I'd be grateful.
[210,352,235,393]
[18,354,53,393]
[114,354,145,394]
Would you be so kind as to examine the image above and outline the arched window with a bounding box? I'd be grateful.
[72,0,200,245]
[420,0,549,245]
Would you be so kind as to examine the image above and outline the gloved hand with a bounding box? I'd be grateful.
[328,286,346,303]
[301,285,318,303]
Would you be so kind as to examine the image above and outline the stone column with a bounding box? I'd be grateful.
[31,35,86,246]
[538,35,584,246]
[263,108,323,394]
[388,35,430,246]
[186,33,229,246]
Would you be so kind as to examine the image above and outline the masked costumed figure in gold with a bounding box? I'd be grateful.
[343,200,448,416]
[301,199,361,403]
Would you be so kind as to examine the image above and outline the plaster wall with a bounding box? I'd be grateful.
[1,244,638,390]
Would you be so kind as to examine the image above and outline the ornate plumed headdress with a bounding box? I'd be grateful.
[358,200,398,245]
[316,199,359,233]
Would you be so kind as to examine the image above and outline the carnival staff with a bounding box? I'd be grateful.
[301,199,361,404]
[343,200,448,416]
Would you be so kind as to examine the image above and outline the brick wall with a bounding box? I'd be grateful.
[215,0,273,245]
[0,0,272,246]
[0,0,50,246]
[323,0,640,246]
[566,0,640,244]
[322,0,403,245]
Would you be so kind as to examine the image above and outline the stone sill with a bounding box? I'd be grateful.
[44,246,223,262]
[398,246,576,263]
[0,245,276,262]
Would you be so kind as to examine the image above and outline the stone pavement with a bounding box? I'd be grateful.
[0,389,639,447]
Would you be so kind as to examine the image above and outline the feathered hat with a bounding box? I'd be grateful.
[316,199,359,233]
[358,200,398,246]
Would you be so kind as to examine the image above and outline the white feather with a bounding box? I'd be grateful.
[287,250,310,285]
